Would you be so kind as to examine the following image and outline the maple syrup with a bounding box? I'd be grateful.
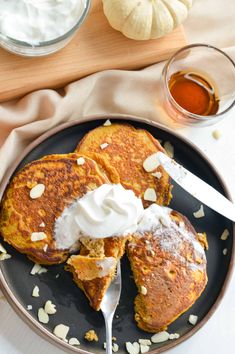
[168,70,219,116]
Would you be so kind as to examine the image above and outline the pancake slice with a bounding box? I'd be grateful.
[66,236,128,310]
[76,123,172,207]
[126,206,208,333]
[0,153,109,265]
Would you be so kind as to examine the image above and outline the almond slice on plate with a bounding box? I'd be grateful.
[126,342,140,354]
[220,229,229,240]
[163,142,174,158]
[53,324,70,340]
[32,285,40,297]
[103,119,112,126]
[38,308,49,324]
[100,143,109,150]
[44,300,57,315]
[193,205,205,218]
[30,184,45,199]
[140,344,150,353]
[151,331,170,343]
[77,157,85,165]
[188,314,198,325]
[69,337,80,346]
[31,232,47,242]
[143,153,160,172]
[144,188,157,202]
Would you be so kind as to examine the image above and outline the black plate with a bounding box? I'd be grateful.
[0,116,234,354]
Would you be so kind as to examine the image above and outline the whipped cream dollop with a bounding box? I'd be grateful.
[0,0,87,43]
[137,203,172,233]
[54,184,144,250]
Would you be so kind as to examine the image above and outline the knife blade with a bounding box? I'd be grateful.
[157,151,235,222]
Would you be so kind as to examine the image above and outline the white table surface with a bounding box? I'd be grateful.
[1,0,235,353]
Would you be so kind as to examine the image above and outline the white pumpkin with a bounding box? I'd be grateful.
[102,0,193,40]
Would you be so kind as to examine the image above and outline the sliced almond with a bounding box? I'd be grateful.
[138,340,151,346]
[100,143,109,150]
[77,157,85,165]
[143,153,160,172]
[44,300,57,315]
[0,243,7,254]
[31,232,47,242]
[144,188,157,202]
[188,314,198,325]
[30,263,42,275]
[223,248,228,255]
[126,342,140,354]
[39,222,45,228]
[151,331,170,343]
[53,324,70,340]
[32,285,40,297]
[221,229,229,241]
[112,343,119,352]
[151,172,162,179]
[69,337,80,346]
[193,205,205,218]
[140,344,150,354]
[164,142,174,158]
[30,184,45,199]
[43,244,48,252]
[0,253,11,261]
[38,308,49,324]
[103,119,112,126]
[30,263,47,275]
[140,286,147,295]
[212,129,222,140]
[169,333,180,340]
[38,267,48,275]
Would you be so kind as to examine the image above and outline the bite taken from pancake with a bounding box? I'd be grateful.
[75,123,172,207]
[0,153,109,265]
[126,204,208,333]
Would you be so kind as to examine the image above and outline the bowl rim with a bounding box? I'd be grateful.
[162,43,235,122]
[0,113,234,354]
[0,0,91,48]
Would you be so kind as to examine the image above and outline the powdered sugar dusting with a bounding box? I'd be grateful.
[136,204,206,270]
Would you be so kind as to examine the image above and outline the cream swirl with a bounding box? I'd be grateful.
[54,184,144,250]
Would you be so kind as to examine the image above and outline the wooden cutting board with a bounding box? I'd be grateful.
[0,0,187,102]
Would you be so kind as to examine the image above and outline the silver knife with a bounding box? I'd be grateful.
[157,151,235,222]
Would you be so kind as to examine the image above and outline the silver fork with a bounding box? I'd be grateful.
[100,261,122,354]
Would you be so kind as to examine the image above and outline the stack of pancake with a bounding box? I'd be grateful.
[0,123,208,332]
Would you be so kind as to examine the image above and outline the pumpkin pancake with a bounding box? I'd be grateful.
[66,236,128,310]
[126,204,208,332]
[0,153,109,265]
[75,123,172,207]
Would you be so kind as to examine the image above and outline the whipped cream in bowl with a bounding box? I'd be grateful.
[0,0,90,56]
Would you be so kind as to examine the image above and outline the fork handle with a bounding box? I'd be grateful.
[104,312,114,354]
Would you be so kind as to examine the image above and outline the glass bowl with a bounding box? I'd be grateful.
[0,0,91,57]
[162,44,235,126]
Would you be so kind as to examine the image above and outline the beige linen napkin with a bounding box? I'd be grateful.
[0,62,176,182]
